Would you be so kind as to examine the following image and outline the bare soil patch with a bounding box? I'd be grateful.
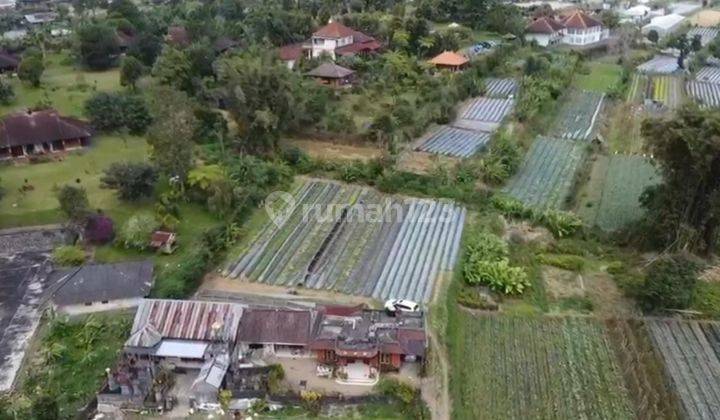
[284,138,381,162]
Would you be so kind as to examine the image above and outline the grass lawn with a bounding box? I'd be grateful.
[0,51,120,117]
[574,61,623,93]
[0,135,149,228]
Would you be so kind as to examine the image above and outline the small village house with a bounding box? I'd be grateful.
[306,62,355,87]
[525,11,607,47]
[150,231,176,254]
[428,51,469,72]
[235,308,315,358]
[0,109,92,160]
[0,51,18,73]
[279,21,381,68]
[49,260,154,315]
[525,16,568,46]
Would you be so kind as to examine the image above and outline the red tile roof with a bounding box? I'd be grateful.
[0,109,91,148]
[562,11,602,29]
[279,42,305,61]
[150,231,175,247]
[526,17,566,34]
[167,26,190,47]
[313,21,356,38]
[306,62,355,79]
[429,51,469,67]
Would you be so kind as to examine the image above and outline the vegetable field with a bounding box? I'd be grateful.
[552,90,605,141]
[649,76,684,109]
[484,78,518,98]
[225,180,466,302]
[453,314,634,420]
[637,56,679,74]
[591,155,660,231]
[627,74,649,103]
[647,319,720,420]
[503,137,586,209]
[686,80,720,108]
[454,97,515,132]
[415,125,491,158]
[687,27,719,46]
[696,66,720,84]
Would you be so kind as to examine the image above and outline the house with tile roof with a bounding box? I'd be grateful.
[428,51,470,71]
[525,11,607,47]
[279,21,381,68]
[0,109,92,160]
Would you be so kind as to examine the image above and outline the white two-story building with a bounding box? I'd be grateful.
[525,11,608,47]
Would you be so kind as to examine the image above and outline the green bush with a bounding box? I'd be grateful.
[457,287,499,310]
[538,210,583,238]
[692,281,720,318]
[117,212,159,250]
[376,378,416,405]
[537,254,586,272]
[153,248,209,298]
[52,246,86,266]
[466,231,508,261]
[640,254,699,311]
[465,258,529,295]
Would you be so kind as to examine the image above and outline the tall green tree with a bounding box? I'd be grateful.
[152,47,192,93]
[18,53,44,87]
[120,55,144,89]
[56,184,90,222]
[640,105,720,254]
[76,22,120,70]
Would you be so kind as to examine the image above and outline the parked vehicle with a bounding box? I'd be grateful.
[384,299,420,314]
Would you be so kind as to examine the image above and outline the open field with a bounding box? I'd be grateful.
[574,62,622,93]
[647,319,720,420]
[283,138,382,162]
[589,155,660,231]
[225,180,466,303]
[649,76,684,109]
[0,135,149,227]
[503,137,586,210]
[415,125,491,158]
[604,103,645,154]
[451,314,634,420]
[689,9,720,27]
[484,78,518,98]
[0,52,120,117]
[552,90,604,141]
[686,80,720,108]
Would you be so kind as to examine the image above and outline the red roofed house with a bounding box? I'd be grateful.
[0,109,92,160]
[561,11,606,46]
[525,11,606,47]
[150,230,177,254]
[525,16,568,46]
[279,21,381,68]
[428,51,470,71]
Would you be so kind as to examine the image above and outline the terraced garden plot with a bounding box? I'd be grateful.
[686,80,720,108]
[592,155,660,231]
[696,66,720,84]
[649,76,684,109]
[484,78,518,98]
[627,74,649,103]
[225,180,466,303]
[552,90,605,141]
[637,56,679,74]
[687,27,720,46]
[455,97,515,130]
[453,314,634,420]
[647,319,720,420]
[503,137,586,210]
[415,125,491,158]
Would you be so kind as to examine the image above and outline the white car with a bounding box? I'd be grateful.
[384,299,420,314]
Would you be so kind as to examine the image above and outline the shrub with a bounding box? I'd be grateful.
[537,254,586,272]
[153,249,208,298]
[457,287,499,310]
[56,184,90,222]
[0,76,14,105]
[18,55,44,87]
[281,146,310,167]
[463,231,530,295]
[52,245,85,266]
[692,281,720,318]
[640,254,699,311]
[376,378,416,405]
[118,212,159,250]
[538,210,583,238]
[101,162,157,201]
[84,214,114,244]
[300,390,322,416]
[84,92,152,134]
[466,231,508,261]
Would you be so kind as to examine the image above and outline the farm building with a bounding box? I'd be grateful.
[235,308,315,358]
[279,21,381,66]
[428,51,469,71]
[306,62,355,87]
[124,299,243,369]
[642,14,686,38]
[48,260,154,315]
[0,109,92,160]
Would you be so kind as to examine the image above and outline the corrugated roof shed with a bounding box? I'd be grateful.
[126,299,243,347]
[237,308,313,345]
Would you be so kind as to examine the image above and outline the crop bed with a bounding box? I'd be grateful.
[649,76,684,109]
[454,314,634,420]
[484,78,518,98]
[415,125,491,158]
[552,90,605,141]
[592,155,660,231]
[687,27,719,46]
[627,74,649,103]
[503,137,586,209]
[697,66,720,84]
[637,56,679,74]
[225,180,466,303]
[647,319,720,420]
[686,80,720,108]
[459,97,514,123]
